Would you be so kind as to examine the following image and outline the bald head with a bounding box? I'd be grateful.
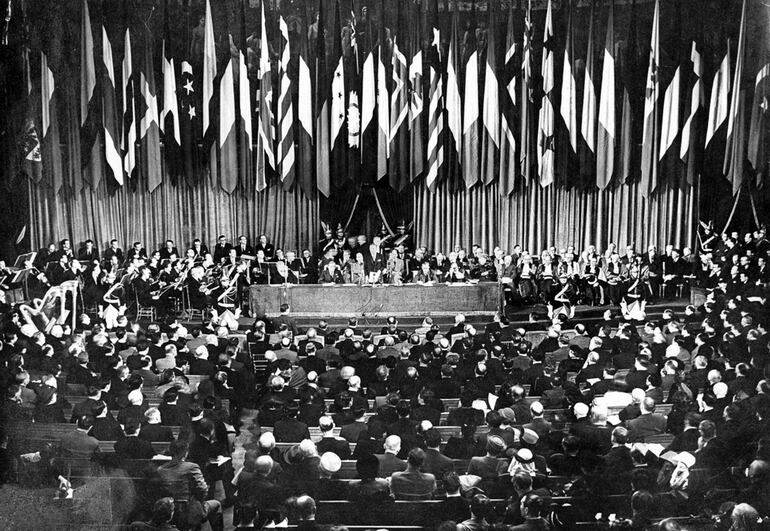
[384,434,401,454]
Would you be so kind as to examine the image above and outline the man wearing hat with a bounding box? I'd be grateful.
[467,435,509,479]
[503,472,552,526]
[273,404,311,443]
[311,452,349,501]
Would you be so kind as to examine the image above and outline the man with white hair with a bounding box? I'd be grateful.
[626,397,667,442]
[316,416,351,459]
[190,345,215,376]
[139,407,175,442]
[449,314,466,337]
[619,388,647,422]
[376,435,407,477]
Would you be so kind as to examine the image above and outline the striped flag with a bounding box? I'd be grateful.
[640,0,660,198]
[618,0,640,185]
[388,0,409,192]
[559,0,577,155]
[462,15,479,189]
[705,42,730,149]
[41,51,63,194]
[121,21,136,182]
[101,24,123,186]
[360,22,376,183]
[202,0,217,178]
[277,16,296,190]
[537,0,555,187]
[237,0,253,192]
[161,0,182,183]
[498,1,517,197]
[579,0,597,185]
[257,1,274,192]
[748,62,770,188]
[297,16,315,198]
[596,0,616,190]
[724,0,747,195]
[426,27,444,192]
[680,39,705,186]
[445,0,462,191]
[218,45,237,194]
[408,0,424,183]
[179,61,201,187]
[80,0,99,189]
[658,2,683,168]
[520,0,534,185]
[315,0,330,196]
[480,0,499,187]
[139,34,162,192]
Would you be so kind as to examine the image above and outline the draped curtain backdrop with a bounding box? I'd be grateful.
[415,180,698,254]
[28,178,319,254]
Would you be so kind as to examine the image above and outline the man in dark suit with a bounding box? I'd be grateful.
[626,398,667,442]
[339,408,369,443]
[158,240,179,260]
[234,235,253,257]
[316,416,351,459]
[273,404,311,443]
[390,448,437,500]
[114,421,156,460]
[125,241,147,264]
[694,419,727,468]
[139,408,175,442]
[77,239,99,263]
[522,402,553,442]
[422,428,455,479]
[212,235,233,264]
[376,435,408,477]
[190,346,216,376]
[60,415,101,462]
[466,435,508,479]
[102,239,124,265]
[667,412,702,453]
[272,304,299,336]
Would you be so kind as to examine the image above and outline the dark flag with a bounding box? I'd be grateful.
[537,0,555,187]
[330,1,348,190]
[218,42,238,194]
[578,0,597,186]
[658,2,683,189]
[724,0,747,196]
[297,15,315,198]
[680,31,705,186]
[408,0,424,183]
[101,23,123,186]
[376,0,390,183]
[596,0,616,190]
[179,61,201,187]
[426,25,444,193]
[445,0,462,192]
[202,0,217,181]
[257,1,274,192]
[360,6,377,186]
[461,3,480,189]
[748,62,770,189]
[161,0,182,183]
[20,44,42,183]
[346,8,361,184]
[558,0,578,185]
[277,16,296,190]
[480,0,499,187]
[80,0,100,189]
[237,0,253,192]
[618,0,640,185]
[41,51,63,194]
[139,34,162,192]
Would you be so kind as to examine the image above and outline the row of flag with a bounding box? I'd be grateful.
[21,0,770,199]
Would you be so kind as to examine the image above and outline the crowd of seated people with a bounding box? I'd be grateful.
[0,226,767,529]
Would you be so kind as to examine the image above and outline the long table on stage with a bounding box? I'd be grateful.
[248,283,502,317]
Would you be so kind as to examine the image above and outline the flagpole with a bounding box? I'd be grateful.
[721,183,743,234]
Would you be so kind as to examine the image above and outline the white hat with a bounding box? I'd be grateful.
[319,452,342,474]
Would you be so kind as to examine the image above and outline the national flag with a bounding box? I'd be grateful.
[237,0,253,192]
[41,51,63,194]
[559,0,577,155]
[596,0,616,190]
[376,0,390,183]
[202,0,217,178]
[426,26,444,192]
[297,12,315,198]
[640,0,661,197]
[445,0,462,191]
[498,1,517,197]
[161,0,182,183]
[346,9,361,183]
[218,44,237,194]
[680,38,705,186]
[360,13,376,185]
[19,45,42,184]
[315,0,330,196]
[658,3,683,171]
[277,16,296,190]
[257,1,275,192]
[724,0,747,195]
[388,0,409,192]
[520,0,534,185]
[101,24,122,186]
[408,0,424,183]
[618,0,640,185]
[121,20,137,182]
[330,1,348,190]
[705,42,730,149]
[179,61,200,187]
[579,0,597,185]
[80,0,99,189]
[480,0,499,187]
[462,10,480,189]
[748,62,770,188]
[139,34,162,192]
[537,0,555,187]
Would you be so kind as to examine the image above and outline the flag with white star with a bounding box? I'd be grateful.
[180,60,201,187]
[161,0,183,184]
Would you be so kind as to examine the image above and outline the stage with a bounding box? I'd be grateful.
[248,282,503,318]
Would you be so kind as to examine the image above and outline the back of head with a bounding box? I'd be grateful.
[470,493,490,519]
[356,453,380,479]
[407,447,426,469]
[294,495,316,521]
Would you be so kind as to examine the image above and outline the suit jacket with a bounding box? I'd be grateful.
[390,468,436,499]
[467,456,508,479]
[376,452,407,477]
[60,429,100,459]
[340,421,369,443]
[273,418,311,442]
[317,436,352,459]
[422,448,455,480]
[139,423,175,442]
[668,427,700,453]
[626,413,667,441]
[114,435,156,460]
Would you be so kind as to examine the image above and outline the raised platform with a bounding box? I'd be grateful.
[248,282,502,318]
